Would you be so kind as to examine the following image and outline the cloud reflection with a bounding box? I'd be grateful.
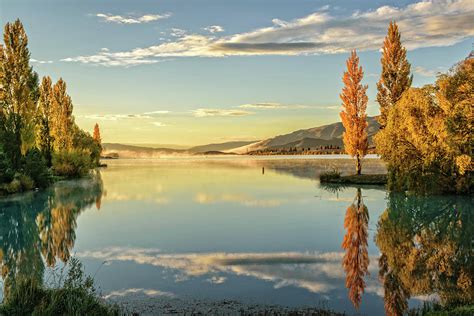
[79,247,383,295]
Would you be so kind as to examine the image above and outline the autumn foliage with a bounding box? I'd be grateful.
[342,188,369,308]
[376,21,412,128]
[340,50,368,175]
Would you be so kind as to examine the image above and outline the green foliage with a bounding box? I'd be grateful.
[52,150,93,178]
[22,148,52,188]
[0,258,119,316]
[0,145,14,183]
[73,126,102,167]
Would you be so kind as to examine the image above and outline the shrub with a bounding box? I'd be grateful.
[52,150,93,178]
[5,178,22,194]
[22,148,52,188]
[0,148,14,184]
[18,174,34,191]
[0,258,119,315]
[320,169,341,182]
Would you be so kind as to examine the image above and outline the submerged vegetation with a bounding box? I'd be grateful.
[0,20,102,195]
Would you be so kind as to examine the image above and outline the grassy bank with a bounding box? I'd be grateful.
[320,170,387,185]
[0,258,118,316]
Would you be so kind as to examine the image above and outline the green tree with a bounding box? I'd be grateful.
[37,76,54,166]
[376,21,412,128]
[51,78,74,152]
[0,19,37,168]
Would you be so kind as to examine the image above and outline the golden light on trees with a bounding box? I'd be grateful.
[340,50,368,175]
[376,21,412,128]
[341,188,369,308]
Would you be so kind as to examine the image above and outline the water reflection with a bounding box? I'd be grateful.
[342,188,369,309]
[0,172,104,300]
[0,159,471,315]
[375,193,473,315]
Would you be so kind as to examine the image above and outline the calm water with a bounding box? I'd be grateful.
[0,157,472,315]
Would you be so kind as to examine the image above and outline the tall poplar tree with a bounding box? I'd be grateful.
[0,19,36,167]
[377,21,412,128]
[340,50,369,175]
[37,76,54,166]
[51,78,74,151]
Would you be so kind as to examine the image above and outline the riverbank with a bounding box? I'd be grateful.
[107,296,344,315]
[320,172,387,185]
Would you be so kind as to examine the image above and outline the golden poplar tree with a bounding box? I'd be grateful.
[93,123,101,144]
[340,50,368,175]
[51,78,74,151]
[342,188,370,308]
[377,21,412,128]
[0,19,36,167]
[37,76,54,166]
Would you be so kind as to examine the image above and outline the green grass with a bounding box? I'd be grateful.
[0,258,119,316]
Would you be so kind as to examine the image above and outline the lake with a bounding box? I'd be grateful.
[0,157,472,315]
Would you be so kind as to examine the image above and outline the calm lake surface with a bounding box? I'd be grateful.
[0,157,472,315]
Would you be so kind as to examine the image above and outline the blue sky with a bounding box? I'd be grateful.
[1,0,473,146]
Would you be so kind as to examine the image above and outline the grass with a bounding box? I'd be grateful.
[409,303,474,316]
[0,258,119,316]
[320,170,387,185]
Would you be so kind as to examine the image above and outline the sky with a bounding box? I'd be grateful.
[1,0,473,147]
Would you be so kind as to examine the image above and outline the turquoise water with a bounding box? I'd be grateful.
[0,157,471,315]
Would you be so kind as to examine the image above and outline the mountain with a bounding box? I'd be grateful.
[188,141,257,153]
[229,116,380,153]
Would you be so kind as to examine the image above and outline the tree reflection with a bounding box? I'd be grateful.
[0,172,104,301]
[342,188,369,308]
[375,193,473,315]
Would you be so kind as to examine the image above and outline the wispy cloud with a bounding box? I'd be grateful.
[193,108,253,117]
[96,13,171,24]
[152,121,167,127]
[31,58,53,64]
[144,110,171,115]
[170,28,187,37]
[238,102,310,109]
[414,66,441,77]
[65,1,474,66]
[104,288,175,299]
[82,114,153,121]
[204,25,224,33]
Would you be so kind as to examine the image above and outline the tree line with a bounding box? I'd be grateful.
[0,20,103,194]
[339,21,472,194]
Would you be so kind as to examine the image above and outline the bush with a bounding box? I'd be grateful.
[0,148,14,184]
[5,178,22,194]
[52,150,93,178]
[22,148,52,188]
[320,169,341,182]
[0,258,119,315]
[18,174,34,191]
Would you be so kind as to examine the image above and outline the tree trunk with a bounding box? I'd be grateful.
[356,154,361,175]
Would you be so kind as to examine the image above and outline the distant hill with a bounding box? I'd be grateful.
[103,116,380,157]
[102,143,185,158]
[188,141,256,153]
[229,116,379,153]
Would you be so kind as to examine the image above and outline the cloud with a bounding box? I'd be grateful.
[65,1,474,66]
[104,288,175,299]
[81,114,153,121]
[78,247,383,295]
[152,121,167,127]
[195,193,283,207]
[144,110,171,115]
[204,25,224,33]
[170,28,187,37]
[193,108,253,117]
[96,13,171,24]
[238,102,310,109]
[414,66,439,77]
[30,58,53,64]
